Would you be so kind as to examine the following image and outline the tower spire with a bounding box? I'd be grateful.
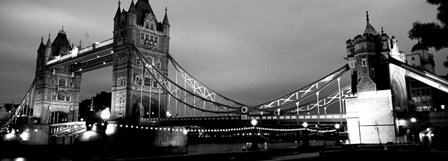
[363,11,378,35]
[366,11,369,23]
[46,33,52,47]
[163,6,169,25]
[114,0,122,19]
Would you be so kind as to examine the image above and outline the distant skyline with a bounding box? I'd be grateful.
[0,0,446,105]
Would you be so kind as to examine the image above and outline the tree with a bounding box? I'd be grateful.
[409,0,448,68]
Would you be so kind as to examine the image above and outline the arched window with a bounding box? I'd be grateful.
[150,24,154,31]
[145,22,150,29]
[135,75,142,85]
[58,78,66,87]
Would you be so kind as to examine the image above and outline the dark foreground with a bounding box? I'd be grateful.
[1,142,448,161]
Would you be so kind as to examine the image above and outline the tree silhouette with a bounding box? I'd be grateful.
[408,0,448,68]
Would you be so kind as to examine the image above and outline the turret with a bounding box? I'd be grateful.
[162,7,170,36]
[45,33,52,62]
[36,36,46,73]
[126,0,137,43]
[114,0,121,32]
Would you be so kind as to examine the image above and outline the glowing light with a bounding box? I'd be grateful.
[34,129,38,132]
[398,119,406,126]
[251,119,258,126]
[105,124,116,135]
[20,132,30,141]
[5,132,16,140]
[335,124,340,129]
[166,111,172,117]
[101,108,111,120]
[14,157,26,161]
[183,128,188,135]
[80,131,98,141]
[410,118,417,123]
[302,122,308,128]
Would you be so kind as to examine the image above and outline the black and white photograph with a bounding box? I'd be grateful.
[1,0,448,160]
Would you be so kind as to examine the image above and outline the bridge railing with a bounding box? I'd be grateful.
[46,38,113,65]
[49,121,86,137]
[1,79,36,128]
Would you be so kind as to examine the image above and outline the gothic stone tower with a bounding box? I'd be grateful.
[111,0,170,121]
[345,12,407,144]
[34,29,82,124]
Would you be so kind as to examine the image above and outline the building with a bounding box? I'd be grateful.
[111,0,170,121]
[345,12,408,144]
[405,42,435,112]
[0,103,19,123]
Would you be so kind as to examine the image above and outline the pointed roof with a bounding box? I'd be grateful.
[363,11,378,35]
[135,0,156,25]
[51,28,72,56]
[46,33,52,48]
[38,36,45,50]
[163,7,169,25]
[114,0,121,19]
[128,0,136,13]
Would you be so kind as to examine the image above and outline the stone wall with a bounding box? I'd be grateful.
[346,90,396,144]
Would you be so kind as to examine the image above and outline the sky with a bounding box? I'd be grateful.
[0,0,446,106]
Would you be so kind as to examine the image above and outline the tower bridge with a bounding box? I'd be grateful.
[1,0,448,146]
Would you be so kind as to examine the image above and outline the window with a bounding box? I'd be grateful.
[144,78,151,86]
[69,81,74,87]
[150,36,154,44]
[136,58,141,65]
[411,57,415,61]
[145,22,150,29]
[361,58,367,67]
[50,78,55,86]
[152,80,158,88]
[65,94,70,102]
[58,78,66,87]
[140,33,145,43]
[154,37,158,44]
[370,68,375,78]
[135,75,142,85]
[150,24,154,31]
[57,91,68,101]
[156,62,162,69]
[51,92,57,100]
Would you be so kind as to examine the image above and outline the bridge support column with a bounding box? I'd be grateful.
[345,90,396,144]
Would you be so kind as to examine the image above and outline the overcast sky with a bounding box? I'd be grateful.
[0,0,446,106]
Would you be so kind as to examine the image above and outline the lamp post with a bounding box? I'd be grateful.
[249,119,259,151]
[100,108,111,153]
[334,124,341,145]
[302,122,309,146]
[410,117,417,144]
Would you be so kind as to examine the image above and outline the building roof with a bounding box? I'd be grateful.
[135,0,156,26]
[51,29,72,56]
[363,11,378,35]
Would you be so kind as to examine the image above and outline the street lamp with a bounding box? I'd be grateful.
[249,119,259,151]
[334,124,341,145]
[302,122,309,146]
[251,119,258,127]
[100,108,111,153]
[410,117,417,143]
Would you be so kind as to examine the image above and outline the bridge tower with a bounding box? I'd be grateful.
[111,0,170,121]
[345,12,407,144]
[33,29,82,124]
